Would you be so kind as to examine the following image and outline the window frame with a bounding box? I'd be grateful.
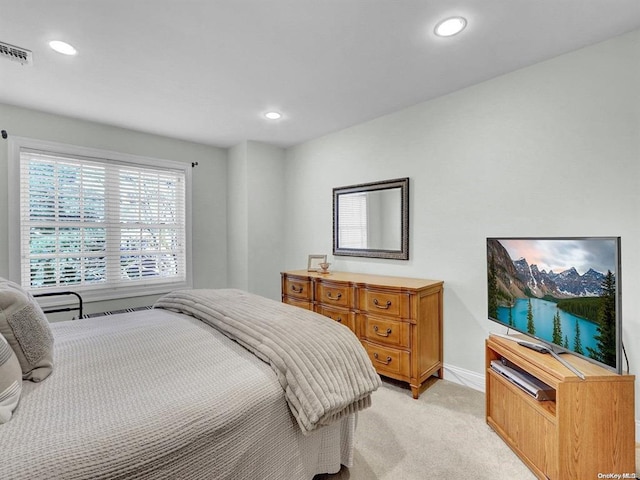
[8,136,193,303]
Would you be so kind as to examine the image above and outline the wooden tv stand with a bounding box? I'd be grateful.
[485,334,635,480]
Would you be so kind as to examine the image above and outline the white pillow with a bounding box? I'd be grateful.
[0,278,54,382]
[0,332,22,423]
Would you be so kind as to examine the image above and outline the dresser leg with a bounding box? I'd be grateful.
[411,376,440,398]
[410,384,421,399]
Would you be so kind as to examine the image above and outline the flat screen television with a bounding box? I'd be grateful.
[486,237,622,374]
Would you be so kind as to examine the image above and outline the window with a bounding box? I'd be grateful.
[9,137,191,300]
[337,193,368,248]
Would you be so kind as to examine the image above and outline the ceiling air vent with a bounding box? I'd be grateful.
[0,41,33,65]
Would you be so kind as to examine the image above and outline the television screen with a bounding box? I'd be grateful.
[487,237,622,373]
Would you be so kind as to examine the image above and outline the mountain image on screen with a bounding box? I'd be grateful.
[487,238,619,370]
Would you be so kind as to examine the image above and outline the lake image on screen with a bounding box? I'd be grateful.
[496,298,599,353]
[487,238,619,369]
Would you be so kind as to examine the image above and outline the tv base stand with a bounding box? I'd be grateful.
[486,335,635,479]
[490,332,585,379]
[545,348,585,379]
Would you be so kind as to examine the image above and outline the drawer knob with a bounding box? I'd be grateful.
[373,298,392,309]
[373,325,392,337]
[326,292,342,301]
[373,353,392,365]
[335,317,342,323]
[291,284,303,293]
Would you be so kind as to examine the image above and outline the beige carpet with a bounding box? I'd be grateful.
[319,378,640,479]
[317,378,538,480]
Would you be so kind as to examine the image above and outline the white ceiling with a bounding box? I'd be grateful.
[1,1,640,148]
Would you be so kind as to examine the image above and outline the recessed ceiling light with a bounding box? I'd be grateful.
[264,111,282,120]
[434,17,467,37]
[49,40,77,56]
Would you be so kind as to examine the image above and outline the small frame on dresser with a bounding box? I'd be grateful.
[307,254,327,272]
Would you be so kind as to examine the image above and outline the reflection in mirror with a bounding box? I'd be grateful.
[337,189,401,250]
[333,178,409,260]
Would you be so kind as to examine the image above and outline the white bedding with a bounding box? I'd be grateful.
[0,308,356,479]
[155,289,381,434]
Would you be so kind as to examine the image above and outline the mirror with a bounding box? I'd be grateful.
[333,177,409,260]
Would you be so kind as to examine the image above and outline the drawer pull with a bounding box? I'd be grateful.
[326,292,342,301]
[373,325,392,337]
[335,317,343,323]
[373,353,392,365]
[373,298,392,309]
[290,285,304,293]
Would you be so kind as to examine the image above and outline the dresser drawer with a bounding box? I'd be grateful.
[316,305,355,332]
[359,314,410,348]
[282,270,444,399]
[283,297,312,310]
[283,276,312,300]
[359,289,406,317]
[316,282,351,308]
[362,341,410,378]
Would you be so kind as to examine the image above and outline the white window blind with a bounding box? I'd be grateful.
[337,193,368,248]
[18,148,187,294]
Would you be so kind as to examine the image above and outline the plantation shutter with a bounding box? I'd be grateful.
[19,148,186,291]
[337,193,368,248]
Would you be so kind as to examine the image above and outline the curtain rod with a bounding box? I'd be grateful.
[0,132,202,173]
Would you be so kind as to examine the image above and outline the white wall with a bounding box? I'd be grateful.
[0,103,229,313]
[284,30,640,429]
[227,140,285,300]
[227,142,249,290]
[246,141,285,300]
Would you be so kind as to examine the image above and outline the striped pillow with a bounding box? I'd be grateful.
[0,332,22,423]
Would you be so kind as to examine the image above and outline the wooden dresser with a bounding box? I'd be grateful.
[281,270,444,398]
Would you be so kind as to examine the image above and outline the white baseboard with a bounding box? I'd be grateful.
[443,363,485,393]
[443,363,640,445]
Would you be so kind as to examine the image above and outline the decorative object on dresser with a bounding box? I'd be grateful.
[307,254,327,272]
[281,270,443,398]
[318,262,331,274]
[486,334,635,480]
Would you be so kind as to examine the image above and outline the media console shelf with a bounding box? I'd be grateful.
[486,334,635,480]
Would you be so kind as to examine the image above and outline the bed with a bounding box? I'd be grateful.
[0,282,381,479]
